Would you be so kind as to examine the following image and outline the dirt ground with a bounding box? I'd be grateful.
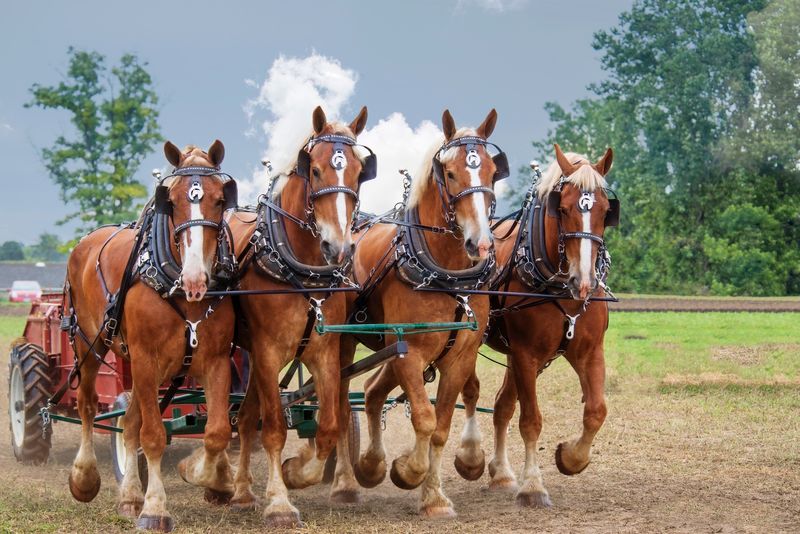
[2,342,799,534]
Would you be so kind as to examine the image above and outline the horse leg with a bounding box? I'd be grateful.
[282,340,340,489]
[487,366,518,491]
[230,379,259,510]
[254,354,303,528]
[353,363,396,488]
[514,349,551,508]
[118,388,144,518]
[330,334,361,503]
[178,352,234,503]
[68,338,102,503]
[420,352,477,519]
[388,357,437,491]
[453,369,485,481]
[556,346,607,475]
[133,351,174,532]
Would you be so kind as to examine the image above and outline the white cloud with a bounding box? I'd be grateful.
[242,55,444,214]
[455,0,528,12]
[0,123,13,135]
[358,113,441,213]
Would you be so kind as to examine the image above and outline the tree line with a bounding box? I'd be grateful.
[508,0,799,296]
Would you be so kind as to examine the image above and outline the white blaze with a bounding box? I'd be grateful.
[335,166,348,236]
[182,199,206,278]
[579,211,592,283]
[467,166,492,242]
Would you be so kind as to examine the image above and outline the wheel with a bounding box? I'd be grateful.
[109,391,148,490]
[322,410,361,484]
[8,342,52,465]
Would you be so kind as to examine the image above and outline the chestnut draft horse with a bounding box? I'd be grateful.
[457,144,618,507]
[64,142,237,532]
[330,109,508,518]
[228,106,374,527]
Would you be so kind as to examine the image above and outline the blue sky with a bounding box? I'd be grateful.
[0,0,633,244]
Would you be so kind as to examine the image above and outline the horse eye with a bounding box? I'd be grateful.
[312,168,321,179]
[446,171,455,181]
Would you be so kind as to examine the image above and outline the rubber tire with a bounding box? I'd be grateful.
[8,343,52,465]
[109,391,148,491]
[322,410,361,484]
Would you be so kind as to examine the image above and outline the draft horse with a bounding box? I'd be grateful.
[64,141,238,531]
[330,109,509,518]
[229,106,374,527]
[457,144,618,507]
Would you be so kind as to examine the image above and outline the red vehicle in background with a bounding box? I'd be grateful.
[9,280,42,302]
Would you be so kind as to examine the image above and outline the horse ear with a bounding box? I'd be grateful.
[312,106,327,135]
[594,147,613,176]
[208,139,225,167]
[442,109,456,142]
[476,108,498,139]
[554,143,579,177]
[164,141,182,167]
[350,106,368,136]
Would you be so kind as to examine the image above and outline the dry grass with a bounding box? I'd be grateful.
[1,313,799,532]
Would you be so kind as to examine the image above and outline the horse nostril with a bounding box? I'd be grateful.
[321,240,334,258]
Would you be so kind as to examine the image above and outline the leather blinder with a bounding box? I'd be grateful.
[155,185,172,215]
[223,180,238,211]
[359,153,378,183]
[296,149,311,179]
[492,152,510,181]
[605,198,620,227]
[546,191,561,217]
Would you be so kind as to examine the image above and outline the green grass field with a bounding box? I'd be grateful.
[0,312,798,533]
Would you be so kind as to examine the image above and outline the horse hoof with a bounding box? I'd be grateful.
[487,477,518,492]
[420,506,457,519]
[135,514,175,532]
[281,457,312,490]
[118,500,143,518]
[516,491,552,508]
[453,454,485,481]
[68,471,101,503]
[204,488,234,505]
[353,458,386,489]
[330,489,361,504]
[230,490,258,511]
[263,511,304,529]
[555,442,589,476]
[389,458,425,490]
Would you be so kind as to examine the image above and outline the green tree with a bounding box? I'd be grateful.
[29,233,66,262]
[518,0,800,295]
[0,241,25,261]
[26,48,161,239]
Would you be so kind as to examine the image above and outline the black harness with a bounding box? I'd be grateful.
[48,166,239,421]
[487,173,620,366]
[350,136,507,381]
[236,133,375,364]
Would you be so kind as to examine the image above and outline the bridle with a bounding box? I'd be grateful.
[431,135,510,232]
[148,165,239,292]
[285,133,377,236]
[155,166,238,245]
[545,178,620,281]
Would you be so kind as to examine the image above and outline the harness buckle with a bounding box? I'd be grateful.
[456,294,475,320]
[309,298,326,325]
[565,313,580,340]
[186,319,201,349]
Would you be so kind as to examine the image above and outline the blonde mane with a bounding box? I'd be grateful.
[408,127,477,208]
[271,121,357,198]
[537,152,606,198]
